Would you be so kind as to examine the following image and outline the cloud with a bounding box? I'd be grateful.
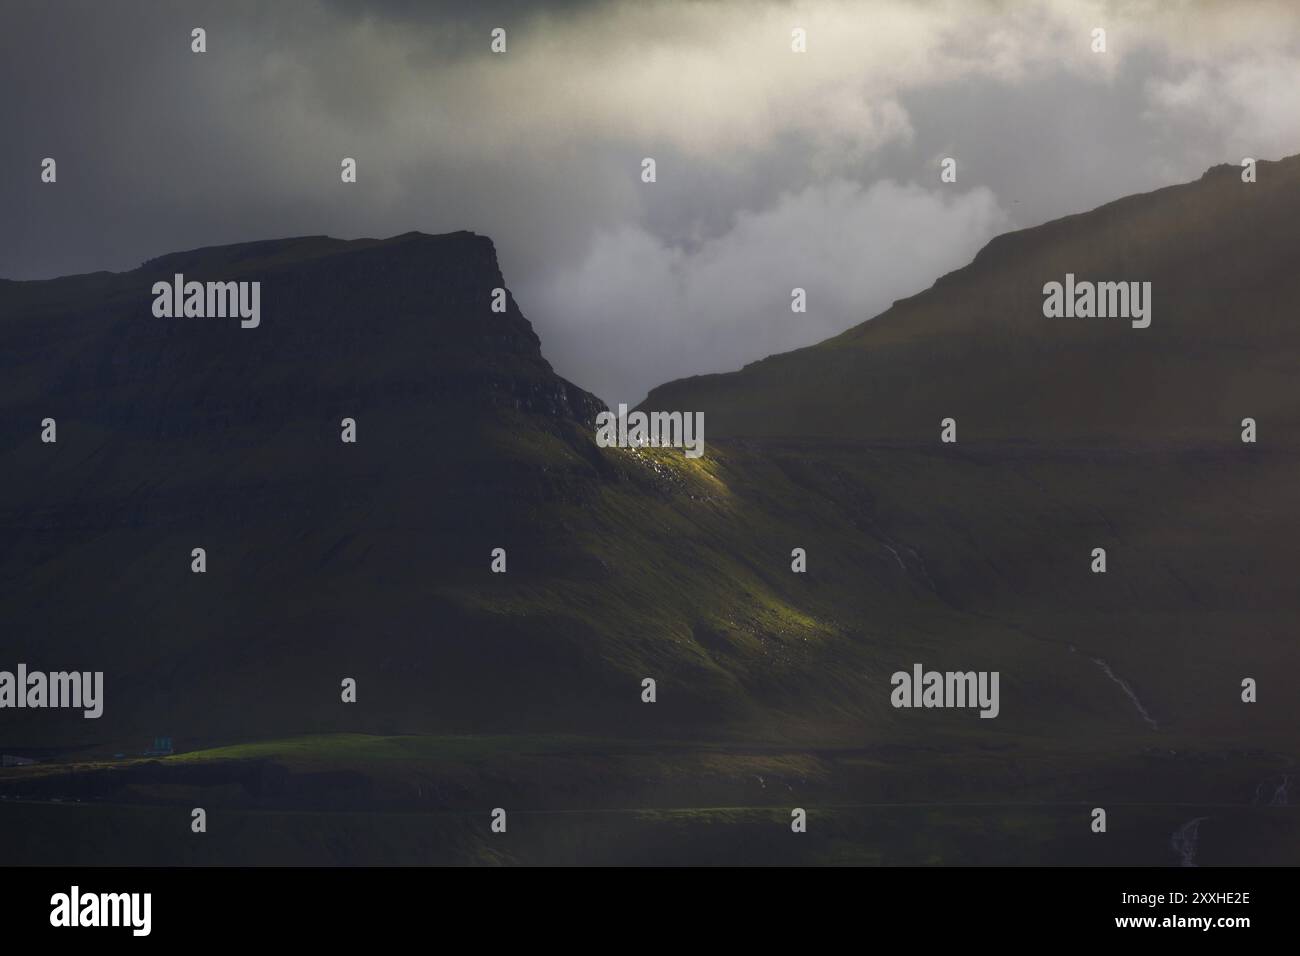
[1145,54,1300,162]
[523,178,1007,404]
[5,0,1300,404]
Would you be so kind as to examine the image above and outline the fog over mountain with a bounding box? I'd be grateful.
[5,0,1300,403]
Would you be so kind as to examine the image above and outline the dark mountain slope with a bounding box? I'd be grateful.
[643,155,1300,443]
[4,231,1014,754]
[626,155,1300,807]
[1,231,627,746]
[630,158,1300,759]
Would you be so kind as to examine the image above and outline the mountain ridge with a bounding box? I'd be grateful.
[642,153,1300,444]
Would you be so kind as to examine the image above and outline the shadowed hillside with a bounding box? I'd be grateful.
[643,155,1300,443]
[3,160,1298,863]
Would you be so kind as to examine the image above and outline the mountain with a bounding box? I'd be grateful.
[2,162,1298,864]
[643,155,1300,443]
[1,230,622,744]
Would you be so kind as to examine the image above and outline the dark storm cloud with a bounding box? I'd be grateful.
[4,1,1300,404]
[321,0,608,25]
[317,0,612,64]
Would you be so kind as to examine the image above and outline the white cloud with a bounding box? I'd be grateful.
[523,178,1007,405]
[1146,54,1300,161]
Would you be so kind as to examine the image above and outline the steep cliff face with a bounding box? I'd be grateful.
[0,231,619,748]
[2,230,603,441]
[3,231,609,528]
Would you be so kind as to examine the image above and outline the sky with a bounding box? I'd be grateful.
[4,0,1300,404]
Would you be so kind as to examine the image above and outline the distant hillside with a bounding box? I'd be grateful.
[643,156,1300,443]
